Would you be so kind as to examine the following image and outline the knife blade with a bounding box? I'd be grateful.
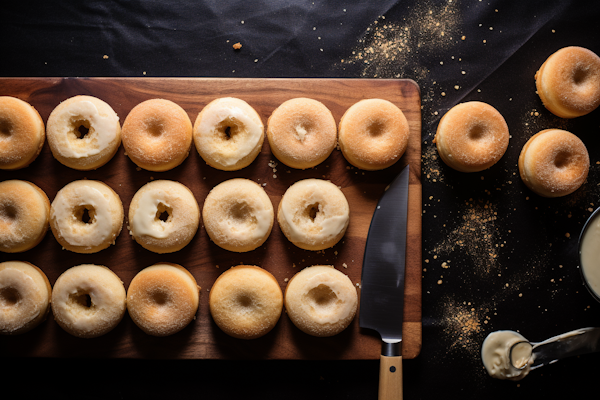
[359,164,410,400]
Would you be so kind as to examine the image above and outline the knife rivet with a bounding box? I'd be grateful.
[389,366,396,373]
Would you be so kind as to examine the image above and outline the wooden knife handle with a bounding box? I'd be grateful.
[379,355,403,400]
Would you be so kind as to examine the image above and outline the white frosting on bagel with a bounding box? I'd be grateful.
[279,180,349,246]
[52,185,112,247]
[50,100,119,158]
[128,180,200,254]
[217,198,272,243]
[195,97,263,168]
[131,189,173,239]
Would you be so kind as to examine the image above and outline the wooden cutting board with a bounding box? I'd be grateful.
[0,78,421,359]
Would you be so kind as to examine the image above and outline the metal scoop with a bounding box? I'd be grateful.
[509,327,600,370]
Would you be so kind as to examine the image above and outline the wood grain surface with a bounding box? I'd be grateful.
[0,78,421,360]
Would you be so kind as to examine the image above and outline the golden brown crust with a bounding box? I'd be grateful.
[127,263,199,337]
[266,98,337,169]
[535,46,600,118]
[0,180,50,253]
[434,101,509,172]
[518,129,589,197]
[0,96,45,170]
[338,99,409,170]
[209,265,282,339]
[122,99,192,171]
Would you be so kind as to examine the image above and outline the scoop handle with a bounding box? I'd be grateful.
[531,327,600,369]
[379,355,403,400]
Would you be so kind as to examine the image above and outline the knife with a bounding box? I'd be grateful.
[360,164,410,400]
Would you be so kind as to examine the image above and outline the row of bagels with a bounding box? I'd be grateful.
[0,95,410,172]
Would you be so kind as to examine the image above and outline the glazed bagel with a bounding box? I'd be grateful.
[434,101,509,172]
[202,178,274,252]
[50,180,124,254]
[518,129,589,197]
[46,95,121,170]
[0,261,52,335]
[277,179,349,251]
[122,99,193,171]
[338,99,410,170]
[266,98,337,169]
[284,265,357,337]
[0,96,45,170]
[51,264,126,338]
[0,180,50,253]
[535,46,600,118]
[128,180,200,254]
[209,265,283,339]
[127,263,200,337]
[193,97,264,171]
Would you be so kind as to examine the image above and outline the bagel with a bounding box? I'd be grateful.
[535,46,600,118]
[277,179,349,251]
[122,99,193,171]
[0,180,50,253]
[46,95,121,170]
[518,129,589,197]
[266,98,336,169]
[338,99,409,170]
[434,101,509,172]
[0,96,45,170]
[284,265,357,337]
[202,178,274,252]
[193,97,264,171]
[0,261,52,335]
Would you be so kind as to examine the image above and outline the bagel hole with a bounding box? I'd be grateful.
[237,294,253,308]
[155,203,173,223]
[306,203,321,222]
[147,121,165,137]
[468,124,485,140]
[152,291,169,305]
[69,291,92,309]
[573,66,588,85]
[308,284,337,306]
[231,201,252,222]
[0,287,21,306]
[71,119,91,139]
[75,205,96,224]
[294,124,309,142]
[0,118,13,137]
[82,208,92,224]
[217,118,240,141]
[0,204,18,221]
[367,120,385,137]
[554,151,571,169]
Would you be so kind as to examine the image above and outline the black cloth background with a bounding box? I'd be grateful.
[2,0,600,398]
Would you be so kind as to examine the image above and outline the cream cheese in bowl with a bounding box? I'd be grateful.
[579,207,600,302]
